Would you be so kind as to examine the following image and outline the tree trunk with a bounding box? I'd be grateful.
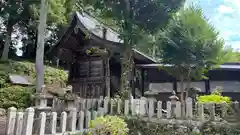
[186,69,191,98]
[186,78,190,98]
[119,0,133,99]
[35,0,48,93]
[120,49,133,99]
[1,20,13,61]
[180,74,185,118]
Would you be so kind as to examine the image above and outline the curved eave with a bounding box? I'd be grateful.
[75,12,122,51]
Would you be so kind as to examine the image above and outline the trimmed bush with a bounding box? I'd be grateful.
[197,90,231,104]
[0,86,34,109]
[197,89,232,115]
[88,116,129,135]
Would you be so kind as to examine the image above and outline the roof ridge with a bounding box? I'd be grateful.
[76,11,120,36]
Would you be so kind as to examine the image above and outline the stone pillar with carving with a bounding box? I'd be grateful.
[34,85,52,109]
[64,85,76,112]
[33,85,52,134]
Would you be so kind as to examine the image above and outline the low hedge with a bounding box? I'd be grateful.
[125,117,240,135]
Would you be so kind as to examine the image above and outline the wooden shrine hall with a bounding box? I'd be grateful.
[50,11,157,98]
[136,63,240,101]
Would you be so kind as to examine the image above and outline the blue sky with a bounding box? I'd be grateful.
[186,0,240,50]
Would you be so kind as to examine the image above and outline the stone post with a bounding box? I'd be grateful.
[15,111,24,135]
[140,97,147,116]
[148,100,154,119]
[135,99,140,116]
[6,107,17,135]
[186,97,193,119]
[169,91,179,118]
[198,102,204,121]
[60,112,67,133]
[157,101,162,118]
[37,112,46,135]
[210,103,216,121]
[22,108,35,135]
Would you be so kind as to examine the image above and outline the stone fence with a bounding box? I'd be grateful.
[5,97,240,135]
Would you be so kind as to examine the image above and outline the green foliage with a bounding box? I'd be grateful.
[125,117,194,135]
[0,60,67,86]
[201,122,240,135]
[197,88,232,115]
[159,6,224,80]
[92,0,185,33]
[125,117,240,135]
[30,0,79,25]
[0,60,67,109]
[197,89,231,104]
[0,86,34,109]
[0,0,39,23]
[88,116,129,135]
[1,0,80,61]
[219,46,240,63]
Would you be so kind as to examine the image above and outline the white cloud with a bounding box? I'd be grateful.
[187,0,240,49]
[218,5,235,13]
[185,0,240,49]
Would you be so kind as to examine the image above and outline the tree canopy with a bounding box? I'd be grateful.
[159,6,224,76]
[0,0,80,60]
[158,6,224,113]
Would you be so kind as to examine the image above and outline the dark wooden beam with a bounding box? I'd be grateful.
[173,80,177,92]
[132,64,136,98]
[141,69,145,97]
[205,79,210,94]
[105,58,111,98]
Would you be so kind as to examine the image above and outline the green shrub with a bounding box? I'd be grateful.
[125,117,240,135]
[88,116,129,135]
[9,61,67,85]
[202,122,240,135]
[197,89,232,115]
[125,117,195,135]
[197,90,231,104]
[0,86,34,109]
[0,60,67,87]
[0,60,67,110]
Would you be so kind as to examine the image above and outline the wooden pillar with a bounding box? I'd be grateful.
[132,65,136,98]
[105,55,111,98]
[205,79,210,94]
[141,69,145,97]
[173,80,177,93]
